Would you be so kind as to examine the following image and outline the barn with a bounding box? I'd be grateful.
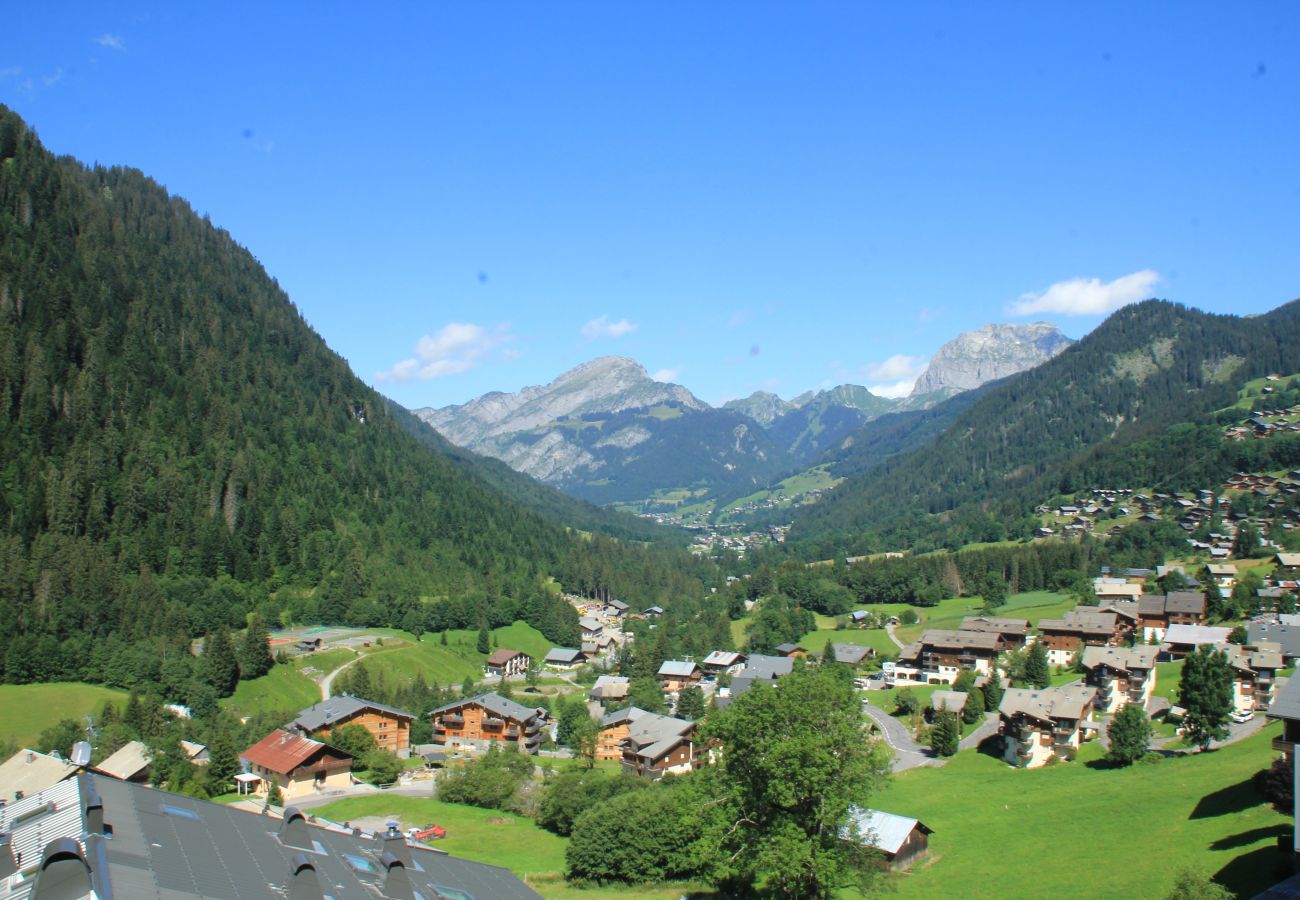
[849,808,933,870]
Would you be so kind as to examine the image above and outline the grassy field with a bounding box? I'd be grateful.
[798,627,901,658]
[221,620,557,718]
[313,794,708,899]
[0,683,129,748]
[894,591,1076,644]
[717,465,840,523]
[872,722,1290,898]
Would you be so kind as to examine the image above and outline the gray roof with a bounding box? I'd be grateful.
[579,617,603,632]
[0,749,78,805]
[999,685,1097,723]
[543,647,583,664]
[1164,591,1207,614]
[832,643,873,664]
[930,690,968,713]
[95,740,153,781]
[429,692,543,724]
[1163,624,1232,647]
[847,808,931,855]
[0,772,540,899]
[959,616,1029,636]
[623,712,695,761]
[1080,645,1158,674]
[658,660,700,678]
[1269,673,1300,722]
[914,629,1001,652]
[1249,621,1300,658]
[292,694,415,732]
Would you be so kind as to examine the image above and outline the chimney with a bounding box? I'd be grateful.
[31,838,92,900]
[25,751,34,765]
[380,850,414,900]
[381,823,411,867]
[278,807,313,850]
[84,789,104,835]
[0,833,16,879]
[287,853,323,900]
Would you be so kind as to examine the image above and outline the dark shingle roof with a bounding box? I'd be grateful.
[0,773,541,899]
[1268,673,1300,723]
[291,695,414,733]
[429,693,543,723]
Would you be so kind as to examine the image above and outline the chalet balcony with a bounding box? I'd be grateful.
[524,721,542,735]
[482,718,505,732]
[505,728,520,740]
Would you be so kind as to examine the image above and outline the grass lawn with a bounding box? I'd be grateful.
[871,722,1290,899]
[798,628,900,659]
[1154,659,1186,702]
[222,657,326,719]
[355,621,554,688]
[894,590,1076,644]
[730,615,752,647]
[0,682,128,748]
[313,794,708,899]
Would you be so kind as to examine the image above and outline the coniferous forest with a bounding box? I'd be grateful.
[0,107,717,691]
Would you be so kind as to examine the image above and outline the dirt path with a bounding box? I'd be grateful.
[884,624,906,649]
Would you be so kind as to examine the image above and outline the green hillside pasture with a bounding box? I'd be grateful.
[313,795,705,900]
[895,591,1075,644]
[222,657,326,720]
[797,627,900,659]
[872,723,1289,899]
[346,622,555,690]
[0,683,128,748]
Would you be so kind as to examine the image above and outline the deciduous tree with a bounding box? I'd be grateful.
[1105,703,1152,766]
[1178,646,1233,751]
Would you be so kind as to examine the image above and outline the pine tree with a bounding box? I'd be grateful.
[822,640,837,666]
[201,625,240,697]
[266,781,284,807]
[930,710,959,757]
[676,685,706,721]
[962,686,985,724]
[477,622,490,655]
[237,612,274,681]
[1023,641,1050,689]
[346,662,373,699]
[984,668,1005,712]
[440,630,449,645]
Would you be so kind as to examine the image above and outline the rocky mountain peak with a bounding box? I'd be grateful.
[908,322,1073,401]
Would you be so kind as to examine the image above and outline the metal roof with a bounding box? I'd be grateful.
[241,730,353,776]
[1163,624,1232,647]
[0,749,78,805]
[1268,673,1300,722]
[94,740,153,781]
[657,660,700,677]
[543,647,583,663]
[847,808,932,855]
[0,773,541,899]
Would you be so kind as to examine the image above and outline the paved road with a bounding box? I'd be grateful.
[863,702,937,772]
[318,651,363,700]
[958,712,1001,752]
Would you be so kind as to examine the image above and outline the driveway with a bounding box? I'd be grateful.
[863,702,937,772]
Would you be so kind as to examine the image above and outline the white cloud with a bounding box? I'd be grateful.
[726,310,750,329]
[866,354,927,382]
[96,34,125,50]
[41,67,63,87]
[0,67,21,79]
[580,315,637,341]
[376,322,513,383]
[651,367,680,383]
[868,378,917,399]
[1008,269,1160,316]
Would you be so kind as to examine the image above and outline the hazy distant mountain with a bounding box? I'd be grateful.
[902,322,1074,408]
[765,386,900,465]
[722,391,796,426]
[414,358,789,503]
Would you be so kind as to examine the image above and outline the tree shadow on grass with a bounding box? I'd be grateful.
[1213,842,1295,898]
[1189,777,1265,819]
[975,734,1004,760]
[1210,823,1290,851]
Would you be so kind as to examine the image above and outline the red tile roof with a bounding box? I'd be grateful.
[241,729,351,775]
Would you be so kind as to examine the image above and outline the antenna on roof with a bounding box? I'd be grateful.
[70,742,92,767]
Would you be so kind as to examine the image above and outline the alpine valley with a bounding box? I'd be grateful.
[414,323,1074,521]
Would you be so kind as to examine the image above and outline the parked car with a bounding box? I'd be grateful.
[1231,710,1255,724]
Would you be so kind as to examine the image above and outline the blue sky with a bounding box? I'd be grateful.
[3,4,1298,408]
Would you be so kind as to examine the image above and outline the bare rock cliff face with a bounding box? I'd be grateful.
[412,356,707,483]
[908,322,1073,402]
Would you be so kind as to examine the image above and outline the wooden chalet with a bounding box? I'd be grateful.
[657,660,703,694]
[1080,645,1157,713]
[485,648,530,678]
[617,710,699,779]
[894,630,1000,685]
[998,685,1097,769]
[958,616,1030,651]
[1135,591,1207,642]
[239,730,354,801]
[1036,609,1130,667]
[428,693,548,755]
[291,694,415,753]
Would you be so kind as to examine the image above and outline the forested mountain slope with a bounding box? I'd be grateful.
[791,300,1300,556]
[0,108,711,688]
